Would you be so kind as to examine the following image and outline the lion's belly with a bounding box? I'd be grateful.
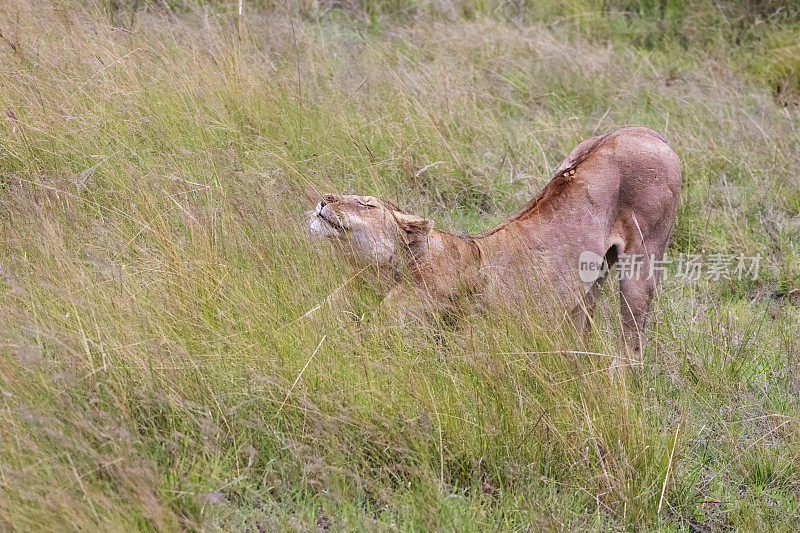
[476,244,588,315]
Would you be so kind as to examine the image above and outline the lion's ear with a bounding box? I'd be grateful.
[394,212,434,236]
[380,198,401,212]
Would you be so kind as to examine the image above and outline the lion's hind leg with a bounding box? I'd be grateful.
[571,245,618,336]
[615,245,659,368]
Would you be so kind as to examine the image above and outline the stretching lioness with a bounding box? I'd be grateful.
[309,127,681,363]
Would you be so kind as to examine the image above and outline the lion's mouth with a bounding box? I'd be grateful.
[316,202,344,231]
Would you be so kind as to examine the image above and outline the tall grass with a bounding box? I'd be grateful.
[1,1,799,530]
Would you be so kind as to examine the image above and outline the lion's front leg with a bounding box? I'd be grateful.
[382,283,455,326]
[381,285,427,324]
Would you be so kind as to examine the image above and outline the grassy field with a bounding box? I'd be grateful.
[1,0,800,530]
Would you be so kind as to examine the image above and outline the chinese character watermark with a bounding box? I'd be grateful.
[577,252,762,282]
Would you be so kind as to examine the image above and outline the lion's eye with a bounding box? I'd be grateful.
[357,199,377,208]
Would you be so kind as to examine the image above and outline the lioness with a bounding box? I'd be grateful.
[309,127,681,363]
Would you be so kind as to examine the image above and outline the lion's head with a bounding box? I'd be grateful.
[309,194,433,270]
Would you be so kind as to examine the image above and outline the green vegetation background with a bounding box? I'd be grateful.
[1,0,799,530]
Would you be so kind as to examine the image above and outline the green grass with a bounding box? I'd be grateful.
[1,0,800,530]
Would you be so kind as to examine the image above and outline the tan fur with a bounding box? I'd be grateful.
[309,127,681,361]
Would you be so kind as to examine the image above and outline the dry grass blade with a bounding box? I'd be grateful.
[278,334,326,415]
